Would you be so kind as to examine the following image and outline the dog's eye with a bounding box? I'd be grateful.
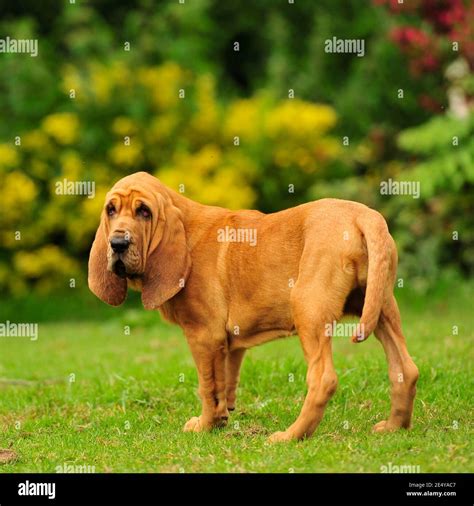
[107,204,116,216]
[137,205,151,219]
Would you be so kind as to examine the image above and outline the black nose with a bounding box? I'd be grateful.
[110,237,130,253]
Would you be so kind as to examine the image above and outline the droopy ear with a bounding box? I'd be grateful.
[88,214,127,306]
[141,199,191,310]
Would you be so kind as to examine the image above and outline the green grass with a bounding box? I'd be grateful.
[0,283,472,473]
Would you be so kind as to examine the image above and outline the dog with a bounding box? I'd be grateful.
[88,172,418,442]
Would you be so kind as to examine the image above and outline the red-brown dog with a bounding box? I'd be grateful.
[89,172,418,442]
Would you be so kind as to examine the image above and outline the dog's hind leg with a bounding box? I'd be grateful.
[269,319,338,443]
[269,263,350,442]
[226,349,246,411]
[373,294,419,432]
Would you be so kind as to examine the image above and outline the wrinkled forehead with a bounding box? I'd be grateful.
[105,184,154,207]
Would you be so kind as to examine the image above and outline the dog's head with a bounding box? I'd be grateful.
[88,172,191,309]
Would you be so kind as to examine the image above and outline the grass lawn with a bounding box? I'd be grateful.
[0,282,472,473]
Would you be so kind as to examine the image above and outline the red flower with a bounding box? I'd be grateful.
[449,3,474,68]
[372,0,420,13]
[422,0,465,33]
[418,94,444,113]
[390,27,431,49]
[377,0,473,78]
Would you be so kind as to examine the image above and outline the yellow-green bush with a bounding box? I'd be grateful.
[0,61,338,295]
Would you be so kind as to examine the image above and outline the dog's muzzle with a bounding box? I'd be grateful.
[110,236,130,254]
[113,259,127,278]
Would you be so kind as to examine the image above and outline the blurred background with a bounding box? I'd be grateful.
[0,0,473,302]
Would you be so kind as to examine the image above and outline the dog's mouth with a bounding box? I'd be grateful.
[113,259,127,278]
[112,259,141,280]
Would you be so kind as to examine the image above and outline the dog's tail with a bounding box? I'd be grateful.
[351,210,393,344]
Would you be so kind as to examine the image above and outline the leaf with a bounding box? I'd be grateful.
[397,113,474,155]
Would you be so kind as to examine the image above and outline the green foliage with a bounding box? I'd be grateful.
[392,113,474,286]
[0,1,472,294]
[398,115,474,155]
[0,51,339,294]
[397,115,474,198]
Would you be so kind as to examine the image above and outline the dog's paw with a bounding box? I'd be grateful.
[372,420,398,433]
[268,430,295,443]
[183,416,203,433]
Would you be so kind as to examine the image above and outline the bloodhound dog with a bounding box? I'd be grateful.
[88,172,418,442]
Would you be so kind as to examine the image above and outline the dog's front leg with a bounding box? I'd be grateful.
[183,334,229,433]
[226,348,246,411]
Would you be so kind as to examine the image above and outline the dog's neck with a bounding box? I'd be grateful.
[165,187,231,251]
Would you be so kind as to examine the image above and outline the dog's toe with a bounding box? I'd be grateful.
[373,420,387,433]
[183,416,202,432]
[373,420,398,433]
[268,430,295,443]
